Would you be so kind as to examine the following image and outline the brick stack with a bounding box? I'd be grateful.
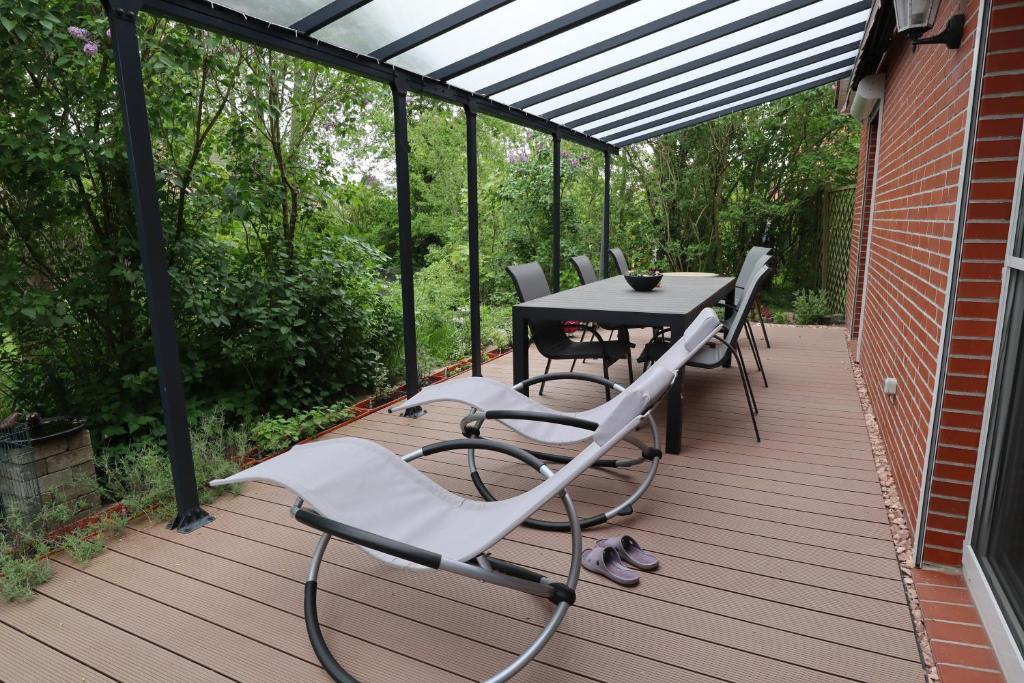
[28,429,101,517]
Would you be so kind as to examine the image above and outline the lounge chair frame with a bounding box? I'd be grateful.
[460,376,663,531]
[295,437,583,683]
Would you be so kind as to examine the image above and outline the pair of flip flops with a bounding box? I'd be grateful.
[582,535,659,586]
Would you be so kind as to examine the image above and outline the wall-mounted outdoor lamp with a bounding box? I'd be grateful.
[893,0,964,49]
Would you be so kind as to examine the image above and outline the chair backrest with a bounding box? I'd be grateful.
[647,308,722,376]
[570,255,599,285]
[505,261,570,352]
[736,247,771,291]
[608,248,630,275]
[724,265,771,346]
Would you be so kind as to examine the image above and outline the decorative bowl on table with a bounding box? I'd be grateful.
[624,270,663,291]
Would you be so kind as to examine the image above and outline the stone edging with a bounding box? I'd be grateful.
[849,354,940,682]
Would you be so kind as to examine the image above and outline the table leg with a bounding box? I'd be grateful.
[666,322,685,454]
[513,311,529,395]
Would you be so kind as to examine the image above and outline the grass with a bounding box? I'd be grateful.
[0,410,244,601]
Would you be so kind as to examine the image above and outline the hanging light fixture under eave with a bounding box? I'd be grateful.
[893,0,965,49]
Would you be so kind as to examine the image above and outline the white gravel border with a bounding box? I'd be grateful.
[849,355,940,682]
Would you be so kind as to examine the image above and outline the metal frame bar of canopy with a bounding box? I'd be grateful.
[100,0,619,531]
[101,0,863,531]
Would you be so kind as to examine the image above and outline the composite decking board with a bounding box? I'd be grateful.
[0,589,232,682]
[66,538,581,683]
[111,526,717,683]
[337,418,885,491]
[0,620,116,683]
[238,436,896,557]
[215,490,920,661]
[331,422,888,525]
[4,325,929,682]
[315,430,891,540]
[237,483,915,642]
[332,422,889,523]
[232,481,907,605]
[35,559,331,683]
[353,407,881,473]
[395,444,890,523]
[150,508,918,683]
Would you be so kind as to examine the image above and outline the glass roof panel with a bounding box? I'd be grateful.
[568,33,862,130]
[313,0,474,56]
[449,0,694,93]
[594,51,856,138]
[606,66,851,144]
[213,0,332,27]
[386,0,592,75]
[501,0,856,114]
[203,0,867,146]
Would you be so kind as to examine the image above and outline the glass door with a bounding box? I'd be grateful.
[970,139,1024,666]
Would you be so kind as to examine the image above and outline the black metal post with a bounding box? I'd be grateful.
[392,80,420,409]
[106,0,211,533]
[602,151,611,278]
[466,105,483,376]
[552,134,561,291]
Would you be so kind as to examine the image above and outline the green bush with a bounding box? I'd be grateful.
[250,402,352,454]
[793,289,833,325]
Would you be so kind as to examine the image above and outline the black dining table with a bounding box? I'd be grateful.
[512,274,736,454]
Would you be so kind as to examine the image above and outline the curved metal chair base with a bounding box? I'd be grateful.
[466,418,662,533]
[302,494,582,683]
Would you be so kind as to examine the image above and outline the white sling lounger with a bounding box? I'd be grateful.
[210,371,669,683]
[389,307,723,531]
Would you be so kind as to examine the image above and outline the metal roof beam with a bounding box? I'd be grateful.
[371,0,515,61]
[611,71,849,146]
[583,40,859,135]
[428,0,639,81]
[291,0,374,35]
[598,59,854,141]
[538,0,869,119]
[477,0,737,96]
[143,0,618,152]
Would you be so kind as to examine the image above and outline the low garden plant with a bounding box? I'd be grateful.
[793,289,834,325]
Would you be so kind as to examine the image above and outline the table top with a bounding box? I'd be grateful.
[515,274,735,326]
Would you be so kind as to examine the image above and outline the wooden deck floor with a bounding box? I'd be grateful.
[0,325,928,683]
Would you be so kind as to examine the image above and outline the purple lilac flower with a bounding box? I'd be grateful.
[568,158,579,168]
[83,41,99,56]
[560,149,570,158]
[68,26,90,40]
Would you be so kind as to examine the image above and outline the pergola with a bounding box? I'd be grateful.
[101,0,869,531]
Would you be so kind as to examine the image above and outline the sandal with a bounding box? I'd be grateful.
[597,535,659,571]
[582,546,639,586]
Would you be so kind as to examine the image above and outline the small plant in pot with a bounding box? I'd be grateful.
[624,259,663,292]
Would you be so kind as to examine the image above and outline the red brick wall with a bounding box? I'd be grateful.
[922,0,1024,567]
[850,1,981,552]
[848,118,879,338]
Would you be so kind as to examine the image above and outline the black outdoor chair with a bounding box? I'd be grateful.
[723,248,771,388]
[687,265,773,441]
[571,254,662,364]
[729,246,772,349]
[608,247,630,275]
[637,265,770,441]
[507,261,633,399]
